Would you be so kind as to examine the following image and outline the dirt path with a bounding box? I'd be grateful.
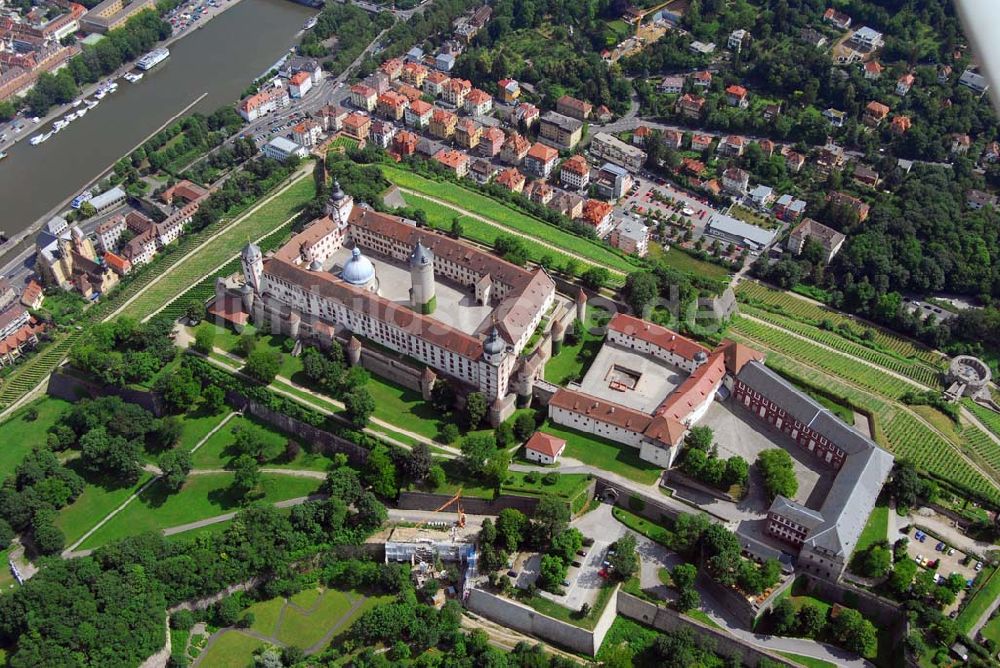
[397,187,626,277]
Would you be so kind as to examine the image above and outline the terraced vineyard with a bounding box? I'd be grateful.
[960,424,1000,483]
[737,281,943,366]
[965,400,1000,440]
[742,306,943,388]
[0,331,82,408]
[730,317,916,399]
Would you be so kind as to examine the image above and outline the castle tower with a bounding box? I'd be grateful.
[515,363,534,406]
[325,180,354,227]
[241,242,263,293]
[420,366,437,401]
[483,325,506,366]
[550,318,565,355]
[347,336,362,366]
[240,281,254,312]
[489,396,505,428]
[409,240,436,314]
[576,287,588,324]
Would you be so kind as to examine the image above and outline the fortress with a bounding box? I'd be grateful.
[210,183,557,417]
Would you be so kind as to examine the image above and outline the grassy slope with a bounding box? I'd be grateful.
[0,397,71,479]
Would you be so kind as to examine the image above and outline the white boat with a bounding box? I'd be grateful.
[54,119,68,129]
[95,90,106,100]
[136,48,169,71]
[85,99,98,109]
[304,16,317,30]
[0,151,7,161]
[109,82,118,91]
[71,99,82,107]
[29,132,51,145]
[66,111,79,121]
[77,107,87,117]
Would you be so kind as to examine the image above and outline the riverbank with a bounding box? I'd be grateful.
[0,0,255,157]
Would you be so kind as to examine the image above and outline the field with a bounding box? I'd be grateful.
[965,400,1000,440]
[736,282,943,366]
[77,473,322,550]
[194,630,266,668]
[380,165,642,274]
[980,613,1000,644]
[501,472,593,512]
[401,192,622,287]
[0,396,71,479]
[956,564,1000,635]
[648,244,732,280]
[118,173,315,321]
[853,503,889,555]
[544,304,610,385]
[540,422,662,485]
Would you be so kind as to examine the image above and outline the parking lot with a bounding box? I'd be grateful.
[903,525,981,613]
[617,174,719,238]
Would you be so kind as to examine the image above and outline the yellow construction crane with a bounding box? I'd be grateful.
[414,488,465,529]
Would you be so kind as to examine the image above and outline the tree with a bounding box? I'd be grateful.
[624,271,660,315]
[797,603,826,638]
[450,216,464,238]
[756,449,798,500]
[404,443,432,481]
[235,334,257,357]
[828,608,877,658]
[426,465,445,491]
[79,426,142,483]
[860,545,892,578]
[609,534,639,580]
[355,491,387,529]
[158,449,192,492]
[461,433,496,476]
[888,557,917,596]
[890,461,935,508]
[677,587,701,613]
[325,466,362,505]
[232,454,261,499]
[485,448,511,489]
[31,508,64,556]
[344,386,375,428]
[496,508,527,552]
[438,423,460,444]
[465,392,488,430]
[494,421,515,448]
[513,412,536,441]
[533,496,569,544]
[364,445,397,498]
[185,300,206,324]
[581,267,610,290]
[684,426,714,451]
[158,366,202,413]
[244,349,281,384]
[193,326,215,354]
[538,554,568,591]
[0,519,12,551]
[232,423,280,463]
[671,563,697,591]
[770,598,796,634]
[549,528,584,563]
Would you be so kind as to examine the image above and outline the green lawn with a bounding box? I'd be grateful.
[777,651,838,668]
[540,422,662,485]
[980,613,1000,644]
[365,373,444,441]
[177,408,233,452]
[55,466,155,546]
[0,396,71,479]
[518,582,616,630]
[165,519,233,543]
[544,305,610,385]
[277,589,354,647]
[650,244,732,280]
[382,165,640,274]
[191,414,331,472]
[118,171,315,320]
[246,596,286,636]
[612,507,672,547]
[196,630,266,668]
[854,503,889,555]
[956,563,1000,634]
[685,608,722,630]
[78,473,322,550]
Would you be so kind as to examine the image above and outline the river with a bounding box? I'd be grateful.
[0,0,313,267]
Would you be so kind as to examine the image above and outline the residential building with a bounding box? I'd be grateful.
[682,158,705,176]
[454,4,491,41]
[495,167,526,193]
[238,85,290,122]
[853,163,880,188]
[799,27,827,47]
[959,69,989,95]
[343,113,372,141]
[280,56,322,81]
[581,199,615,238]
[749,184,775,208]
[430,108,458,139]
[890,115,912,135]
[369,120,395,149]
[721,167,750,195]
[469,159,495,185]
[689,41,716,55]
[828,191,870,221]
[787,218,846,262]
[863,60,883,80]
[863,101,890,126]
[103,251,132,276]
[982,142,1000,164]
[377,90,409,121]
[815,142,845,171]
[691,70,712,88]
[782,148,806,173]
[632,125,653,146]
[718,135,745,157]
[774,194,807,221]
[524,142,559,179]
[951,134,971,155]
[316,105,348,132]
[758,138,776,157]
[548,192,584,219]
[379,58,404,81]
[676,94,705,120]
[350,84,378,112]
[523,432,566,464]
[434,149,469,178]
[478,127,505,157]
[363,72,390,94]
[691,133,713,152]
[514,102,540,128]
[966,189,997,210]
[590,132,647,172]
[706,211,777,250]
[823,107,846,127]
[455,118,482,149]
[662,129,683,149]
[593,163,633,200]
[289,71,312,99]
[401,61,428,87]
[80,0,156,33]
[20,280,43,310]
[610,217,649,257]
[443,77,472,106]
[896,72,915,96]
[560,155,590,190]
[728,28,750,52]
[525,181,554,205]
[498,78,520,103]
[391,130,419,159]
[556,94,592,120]
[937,65,953,84]
[464,88,493,116]
[762,103,782,121]
[659,75,685,94]
[95,214,126,253]
[848,26,884,51]
[292,120,323,148]
[423,71,450,97]
[404,99,434,129]
[500,132,531,164]
[823,7,852,30]
[538,111,583,150]
[263,136,308,162]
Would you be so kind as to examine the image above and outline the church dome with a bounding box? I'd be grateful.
[330,180,346,202]
[340,247,376,285]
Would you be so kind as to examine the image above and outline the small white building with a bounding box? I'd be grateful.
[262,136,308,162]
[524,431,567,465]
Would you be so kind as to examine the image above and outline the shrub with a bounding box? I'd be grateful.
[542,472,558,485]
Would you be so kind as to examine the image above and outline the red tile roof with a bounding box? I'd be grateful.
[526,142,557,162]
[607,313,710,361]
[525,432,566,458]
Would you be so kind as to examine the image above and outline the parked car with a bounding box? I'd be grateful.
[976,561,984,571]
[507,569,517,578]
[936,542,946,552]
[948,548,956,556]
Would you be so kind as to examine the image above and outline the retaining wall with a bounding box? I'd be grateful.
[465,586,619,656]
[356,346,422,393]
[615,592,797,667]
[593,476,682,525]
[47,369,166,416]
[397,491,539,516]
[798,574,902,628]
